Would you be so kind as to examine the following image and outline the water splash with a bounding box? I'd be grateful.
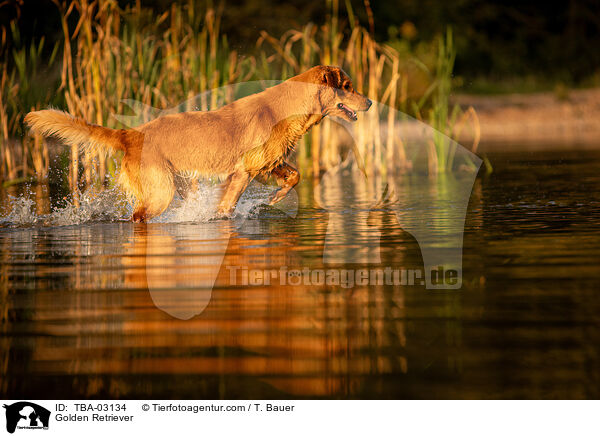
[0,196,40,226]
[0,187,130,227]
[0,179,286,227]
[151,179,282,223]
[48,188,130,226]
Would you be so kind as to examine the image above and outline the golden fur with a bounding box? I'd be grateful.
[25,65,371,221]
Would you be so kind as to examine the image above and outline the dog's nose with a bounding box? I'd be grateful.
[366,99,372,109]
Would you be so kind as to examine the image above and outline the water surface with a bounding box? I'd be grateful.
[1,147,599,399]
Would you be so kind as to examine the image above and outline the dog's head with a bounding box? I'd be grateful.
[295,66,372,122]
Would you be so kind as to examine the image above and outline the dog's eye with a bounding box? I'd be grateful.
[343,82,351,91]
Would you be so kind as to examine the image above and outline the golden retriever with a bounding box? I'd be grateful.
[24,65,371,221]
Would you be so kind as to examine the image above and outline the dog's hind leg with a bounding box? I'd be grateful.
[132,191,174,222]
[269,162,300,205]
[217,170,252,217]
[131,168,176,222]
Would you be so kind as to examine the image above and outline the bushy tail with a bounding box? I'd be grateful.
[24,109,126,154]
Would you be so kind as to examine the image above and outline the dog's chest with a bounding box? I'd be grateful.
[245,115,318,175]
[271,115,318,161]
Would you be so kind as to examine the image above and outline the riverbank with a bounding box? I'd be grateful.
[453,87,600,150]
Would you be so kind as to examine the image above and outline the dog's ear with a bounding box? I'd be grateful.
[320,68,341,88]
[320,70,333,87]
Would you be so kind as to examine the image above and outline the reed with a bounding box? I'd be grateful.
[51,0,252,190]
[256,6,479,176]
[0,18,60,184]
[413,28,481,173]
[0,0,480,191]
[257,0,407,176]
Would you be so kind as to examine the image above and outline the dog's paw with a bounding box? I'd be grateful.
[248,203,290,218]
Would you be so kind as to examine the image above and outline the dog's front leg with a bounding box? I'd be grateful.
[269,162,300,205]
[217,170,253,217]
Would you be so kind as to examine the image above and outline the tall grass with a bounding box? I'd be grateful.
[0,0,479,191]
[0,19,61,184]
[52,0,253,190]
[412,28,481,174]
[257,0,414,176]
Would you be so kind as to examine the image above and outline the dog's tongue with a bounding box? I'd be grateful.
[338,103,357,120]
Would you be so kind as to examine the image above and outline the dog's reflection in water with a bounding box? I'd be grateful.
[123,222,235,320]
[118,217,408,398]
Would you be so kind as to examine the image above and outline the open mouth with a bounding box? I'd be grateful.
[337,103,357,121]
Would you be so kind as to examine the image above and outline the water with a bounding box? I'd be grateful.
[1,147,599,399]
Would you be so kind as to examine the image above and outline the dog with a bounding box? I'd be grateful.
[25,65,372,222]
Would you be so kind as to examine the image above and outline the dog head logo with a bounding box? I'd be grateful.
[110,72,480,319]
[3,402,50,434]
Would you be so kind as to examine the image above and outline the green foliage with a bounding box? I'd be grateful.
[1,21,62,135]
